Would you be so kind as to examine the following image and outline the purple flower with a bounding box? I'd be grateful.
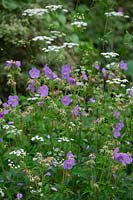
[113,111,120,119]
[17,193,23,200]
[61,95,71,106]
[0,111,4,119]
[27,83,35,92]
[63,159,75,170]
[43,64,53,79]
[29,67,40,78]
[53,72,58,79]
[89,97,95,103]
[129,87,133,97]
[67,77,75,85]
[15,61,21,68]
[114,147,132,165]
[82,72,88,81]
[102,68,107,78]
[37,101,44,106]
[38,85,49,97]
[118,7,124,13]
[113,129,120,138]
[45,172,51,176]
[8,95,18,107]
[6,60,12,67]
[73,105,79,116]
[94,63,100,70]
[66,151,75,159]
[119,61,128,71]
[81,111,87,116]
[0,138,3,142]
[3,109,9,115]
[63,151,75,170]
[76,81,83,86]
[2,102,8,108]
[61,65,71,79]
[113,121,124,138]
[8,121,14,124]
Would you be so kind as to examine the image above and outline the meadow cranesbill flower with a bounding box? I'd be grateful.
[63,159,75,170]
[2,102,8,108]
[15,61,21,68]
[61,64,71,79]
[8,95,18,107]
[113,120,124,138]
[6,60,12,67]
[61,95,71,106]
[43,64,53,79]
[82,72,88,81]
[129,87,133,97]
[0,111,4,119]
[38,85,49,97]
[89,97,95,103]
[29,67,40,78]
[0,138,3,142]
[114,147,132,165]
[73,105,79,116]
[113,111,120,119]
[17,193,23,200]
[63,151,75,170]
[102,68,107,78]
[94,63,100,70]
[67,77,75,85]
[45,172,51,176]
[66,151,75,159]
[119,60,128,71]
[3,109,9,115]
[27,83,35,92]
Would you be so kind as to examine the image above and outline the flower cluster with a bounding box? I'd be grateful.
[42,42,79,52]
[31,135,44,142]
[113,121,124,138]
[23,5,68,16]
[101,52,119,59]
[9,149,26,157]
[105,11,129,18]
[6,60,21,68]
[114,148,132,165]
[71,21,87,28]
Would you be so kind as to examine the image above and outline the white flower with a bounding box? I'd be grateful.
[22,9,48,16]
[105,11,129,18]
[0,188,4,197]
[101,52,119,58]
[71,21,87,28]
[9,149,26,157]
[31,135,44,142]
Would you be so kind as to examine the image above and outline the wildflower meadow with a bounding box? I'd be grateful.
[0,0,133,199]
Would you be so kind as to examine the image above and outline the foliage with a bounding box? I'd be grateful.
[0,0,133,199]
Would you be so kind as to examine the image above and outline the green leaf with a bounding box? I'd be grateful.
[2,0,19,10]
